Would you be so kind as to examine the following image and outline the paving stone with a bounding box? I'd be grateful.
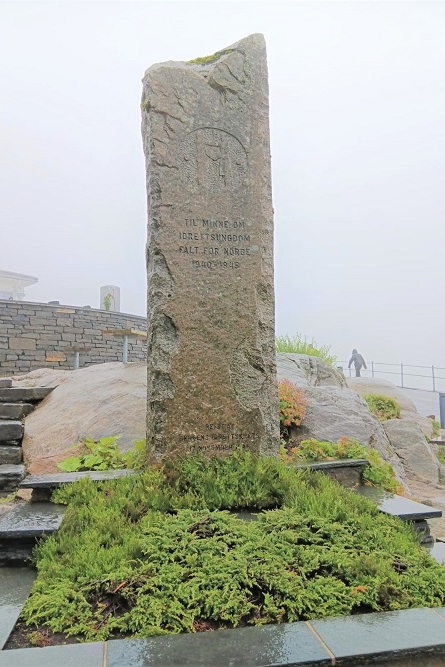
[0,421,23,443]
[0,379,12,388]
[310,608,445,663]
[0,642,104,666]
[354,486,442,520]
[0,502,66,564]
[0,502,65,539]
[0,403,34,420]
[106,622,331,666]
[0,387,53,403]
[20,468,136,489]
[0,567,36,649]
[426,541,445,563]
[295,459,368,489]
[0,465,25,490]
[0,446,22,465]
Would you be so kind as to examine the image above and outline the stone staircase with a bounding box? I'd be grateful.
[0,503,66,565]
[0,379,53,494]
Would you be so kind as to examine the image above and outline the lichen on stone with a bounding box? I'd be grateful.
[187,48,233,65]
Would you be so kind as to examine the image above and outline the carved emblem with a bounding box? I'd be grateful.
[179,128,247,193]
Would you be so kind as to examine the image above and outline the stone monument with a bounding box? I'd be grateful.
[141,34,279,460]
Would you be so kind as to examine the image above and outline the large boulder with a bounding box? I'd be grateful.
[346,377,439,483]
[347,378,434,439]
[276,354,346,388]
[277,354,404,480]
[383,418,440,483]
[21,362,146,474]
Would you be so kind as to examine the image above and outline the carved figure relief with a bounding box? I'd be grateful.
[179,128,247,193]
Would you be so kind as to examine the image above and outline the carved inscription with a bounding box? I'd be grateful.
[179,128,247,193]
[178,217,257,270]
[179,422,261,453]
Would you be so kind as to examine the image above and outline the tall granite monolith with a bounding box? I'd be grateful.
[142,34,279,460]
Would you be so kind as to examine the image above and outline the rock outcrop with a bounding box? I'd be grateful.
[276,354,404,480]
[347,378,439,483]
[19,363,146,474]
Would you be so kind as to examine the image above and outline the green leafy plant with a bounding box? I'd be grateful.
[20,452,445,643]
[57,436,146,472]
[276,333,337,366]
[103,292,113,311]
[437,449,445,466]
[429,418,441,439]
[0,491,15,505]
[363,394,401,421]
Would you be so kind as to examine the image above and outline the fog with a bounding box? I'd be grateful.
[1,1,444,368]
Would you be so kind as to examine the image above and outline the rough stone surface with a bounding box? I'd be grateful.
[142,34,278,460]
[347,377,441,483]
[299,385,404,473]
[0,446,22,465]
[0,379,12,388]
[277,353,346,388]
[21,363,146,474]
[277,354,405,483]
[383,418,440,483]
[347,377,435,438]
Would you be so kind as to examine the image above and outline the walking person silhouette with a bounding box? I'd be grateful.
[348,349,367,377]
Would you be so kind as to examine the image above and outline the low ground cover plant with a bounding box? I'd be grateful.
[363,394,401,421]
[275,333,337,366]
[20,452,445,643]
[280,437,403,494]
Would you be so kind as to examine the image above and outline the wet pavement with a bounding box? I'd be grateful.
[0,568,36,649]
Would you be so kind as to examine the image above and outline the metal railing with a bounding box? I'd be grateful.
[337,361,445,393]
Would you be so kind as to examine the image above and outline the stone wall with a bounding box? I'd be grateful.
[0,300,147,375]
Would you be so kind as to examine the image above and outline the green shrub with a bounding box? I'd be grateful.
[278,379,307,439]
[363,394,401,421]
[281,437,402,494]
[276,333,336,366]
[21,453,445,642]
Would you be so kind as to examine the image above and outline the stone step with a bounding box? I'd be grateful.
[354,485,442,545]
[0,379,12,389]
[295,458,369,489]
[0,387,53,404]
[20,469,135,500]
[0,403,35,420]
[0,502,66,565]
[0,567,36,648]
[0,420,24,444]
[0,465,25,491]
[0,446,22,465]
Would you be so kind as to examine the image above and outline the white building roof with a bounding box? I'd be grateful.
[0,270,39,287]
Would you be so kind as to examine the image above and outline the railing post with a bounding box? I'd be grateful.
[401,363,404,387]
[371,361,374,378]
[432,365,436,392]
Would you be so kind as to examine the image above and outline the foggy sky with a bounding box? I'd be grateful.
[1,1,444,368]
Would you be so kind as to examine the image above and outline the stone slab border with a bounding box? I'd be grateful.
[3,607,445,665]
